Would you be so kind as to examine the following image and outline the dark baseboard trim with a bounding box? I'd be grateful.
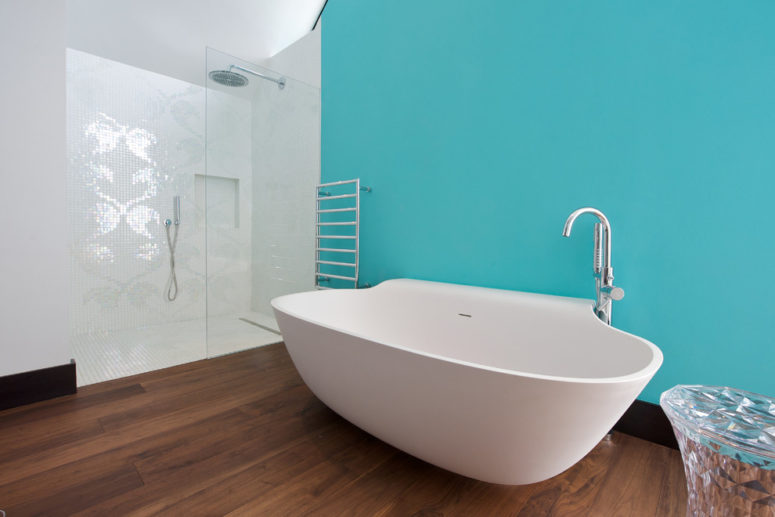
[0,361,77,411]
[613,399,678,449]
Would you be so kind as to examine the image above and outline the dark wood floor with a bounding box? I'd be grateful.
[0,343,686,516]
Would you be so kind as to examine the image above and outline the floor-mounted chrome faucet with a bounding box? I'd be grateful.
[562,207,624,325]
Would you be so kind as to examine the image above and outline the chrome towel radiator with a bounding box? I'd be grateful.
[315,179,370,289]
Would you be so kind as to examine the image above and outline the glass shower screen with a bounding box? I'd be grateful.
[204,47,320,358]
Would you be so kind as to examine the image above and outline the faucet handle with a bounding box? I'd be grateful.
[608,286,625,301]
[600,284,625,301]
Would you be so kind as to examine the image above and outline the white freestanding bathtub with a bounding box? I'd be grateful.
[271,279,662,485]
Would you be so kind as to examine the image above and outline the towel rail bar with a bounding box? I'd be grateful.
[315,178,370,289]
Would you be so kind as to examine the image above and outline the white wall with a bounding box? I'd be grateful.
[0,1,71,376]
[66,0,324,87]
[262,27,321,88]
[0,1,319,378]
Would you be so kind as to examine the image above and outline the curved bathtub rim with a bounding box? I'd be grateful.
[271,279,664,386]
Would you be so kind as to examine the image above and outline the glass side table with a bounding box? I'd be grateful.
[661,385,775,517]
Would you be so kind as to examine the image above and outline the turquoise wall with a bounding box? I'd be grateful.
[321,1,775,403]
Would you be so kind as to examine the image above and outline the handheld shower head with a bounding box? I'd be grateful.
[173,195,180,225]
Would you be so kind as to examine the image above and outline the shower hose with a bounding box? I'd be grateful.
[165,219,179,301]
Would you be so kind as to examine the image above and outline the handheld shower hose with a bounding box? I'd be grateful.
[165,196,180,301]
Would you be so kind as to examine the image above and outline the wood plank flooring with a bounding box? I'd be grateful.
[0,343,687,516]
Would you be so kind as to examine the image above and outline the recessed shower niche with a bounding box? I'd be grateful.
[195,174,240,229]
[66,47,319,385]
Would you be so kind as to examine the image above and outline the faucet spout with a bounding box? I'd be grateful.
[562,207,612,269]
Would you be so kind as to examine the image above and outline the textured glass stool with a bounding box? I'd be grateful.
[661,385,775,516]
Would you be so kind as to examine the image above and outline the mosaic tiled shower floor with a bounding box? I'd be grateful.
[71,312,282,386]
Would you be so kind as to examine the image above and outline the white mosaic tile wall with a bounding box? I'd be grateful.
[67,48,317,385]
[66,49,252,337]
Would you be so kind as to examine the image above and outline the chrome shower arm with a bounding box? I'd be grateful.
[229,65,286,89]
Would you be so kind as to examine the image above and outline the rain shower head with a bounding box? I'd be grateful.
[208,65,286,90]
[208,69,249,87]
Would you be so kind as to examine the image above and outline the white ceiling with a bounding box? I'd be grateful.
[66,0,324,85]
